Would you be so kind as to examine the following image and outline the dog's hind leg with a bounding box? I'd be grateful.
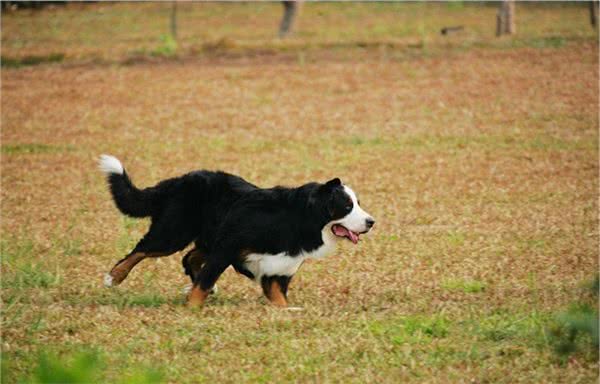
[104,197,199,287]
[105,251,168,287]
[182,247,206,281]
[182,247,218,295]
[105,220,193,287]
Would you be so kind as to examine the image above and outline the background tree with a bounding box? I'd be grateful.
[171,1,178,39]
[496,0,515,36]
[279,1,298,38]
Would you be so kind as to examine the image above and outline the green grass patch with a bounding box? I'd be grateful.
[446,1,464,11]
[345,136,386,146]
[395,134,597,151]
[0,236,35,265]
[445,231,466,247]
[367,315,450,344]
[32,350,105,384]
[548,277,599,361]
[340,134,596,153]
[441,279,486,294]
[2,262,61,290]
[477,314,528,342]
[1,143,74,155]
[1,238,61,290]
[521,36,567,49]
[551,303,599,355]
[4,348,164,384]
[468,310,554,349]
[151,34,177,57]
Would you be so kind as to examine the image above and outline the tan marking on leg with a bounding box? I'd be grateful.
[187,285,209,308]
[267,280,288,307]
[108,252,148,286]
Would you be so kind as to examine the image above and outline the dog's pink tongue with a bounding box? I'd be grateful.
[333,225,359,244]
[333,225,349,237]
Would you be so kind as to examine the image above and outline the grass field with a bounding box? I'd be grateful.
[1,2,599,383]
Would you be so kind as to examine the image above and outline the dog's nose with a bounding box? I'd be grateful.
[365,218,375,229]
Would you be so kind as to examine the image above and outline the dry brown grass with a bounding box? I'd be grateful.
[1,3,599,383]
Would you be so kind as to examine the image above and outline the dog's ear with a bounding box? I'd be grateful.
[317,178,341,196]
[324,178,341,189]
[311,178,341,214]
[317,179,342,217]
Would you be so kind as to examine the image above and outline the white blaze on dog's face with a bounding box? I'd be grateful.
[320,179,375,244]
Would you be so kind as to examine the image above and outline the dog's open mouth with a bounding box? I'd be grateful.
[332,224,360,244]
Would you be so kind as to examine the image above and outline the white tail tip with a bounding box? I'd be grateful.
[99,154,124,175]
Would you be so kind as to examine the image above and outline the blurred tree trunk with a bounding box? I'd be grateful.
[171,1,178,39]
[279,1,298,38]
[591,1,599,28]
[496,0,515,36]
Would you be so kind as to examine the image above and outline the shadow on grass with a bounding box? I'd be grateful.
[1,35,593,70]
[82,290,247,309]
[1,53,64,68]
[80,292,181,309]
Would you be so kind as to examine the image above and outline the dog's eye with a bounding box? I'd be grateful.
[345,205,352,211]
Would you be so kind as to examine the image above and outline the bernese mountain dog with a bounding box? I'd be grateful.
[99,154,375,308]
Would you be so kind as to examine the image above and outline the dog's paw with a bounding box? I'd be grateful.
[182,284,218,295]
[103,273,114,287]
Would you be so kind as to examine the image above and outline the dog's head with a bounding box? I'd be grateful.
[313,178,375,244]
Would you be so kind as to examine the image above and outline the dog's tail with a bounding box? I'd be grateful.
[98,155,156,218]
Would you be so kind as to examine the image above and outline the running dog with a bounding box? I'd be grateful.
[99,155,375,308]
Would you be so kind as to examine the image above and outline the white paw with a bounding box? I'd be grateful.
[182,284,218,295]
[103,273,113,287]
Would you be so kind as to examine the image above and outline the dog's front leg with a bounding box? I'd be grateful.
[261,276,291,307]
[187,256,230,308]
[187,284,210,307]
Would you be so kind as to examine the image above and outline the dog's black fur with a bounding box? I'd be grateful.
[105,166,353,293]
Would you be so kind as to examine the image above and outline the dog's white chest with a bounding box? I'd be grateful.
[244,233,337,281]
[244,253,305,281]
